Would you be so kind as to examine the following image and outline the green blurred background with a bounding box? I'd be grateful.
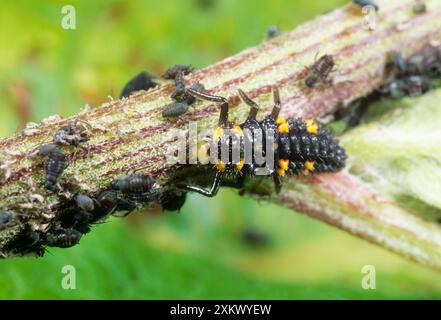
[1,0,440,299]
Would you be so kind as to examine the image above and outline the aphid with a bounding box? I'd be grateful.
[352,0,379,11]
[392,51,408,76]
[37,144,69,191]
[407,47,441,78]
[111,173,160,203]
[413,2,427,14]
[305,54,336,88]
[171,71,187,102]
[0,211,13,228]
[178,85,346,196]
[2,225,44,257]
[94,190,120,219]
[160,190,187,212]
[382,76,432,98]
[162,102,189,118]
[162,83,206,118]
[54,121,90,146]
[162,64,193,80]
[267,25,281,39]
[120,71,157,99]
[45,228,82,248]
[242,227,269,248]
[75,193,95,212]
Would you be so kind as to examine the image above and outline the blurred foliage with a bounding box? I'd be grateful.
[0,0,440,299]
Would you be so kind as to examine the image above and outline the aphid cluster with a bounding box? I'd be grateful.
[177,86,346,196]
[35,121,91,191]
[162,64,206,118]
[379,49,441,98]
[120,71,158,99]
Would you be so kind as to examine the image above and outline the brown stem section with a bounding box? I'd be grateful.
[1,0,441,260]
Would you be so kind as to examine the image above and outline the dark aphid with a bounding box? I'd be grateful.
[160,190,187,212]
[94,190,120,218]
[179,85,346,196]
[120,71,157,99]
[242,227,269,248]
[383,76,432,98]
[37,144,68,191]
[392,51,408,76]
[0,211,13,227]
[162,64,193,80]
[162,83,207,118]
[162,102,189,118]
[2,225,44,257]
[45,228,82,248]
[171,71,187,102]
[75,194,95,212]
[407,47,441,78]
[54,121,90,146]
[413,2,427,14]
[352,0,379,11]
[305,54,336,88]
[111,173,160,203]
[267,25,281,39]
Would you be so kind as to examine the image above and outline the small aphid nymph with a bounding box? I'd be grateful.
[267,25,281,39]
[45,228,82,248]
[54,121,90,146]
[37,144,68,190]
[111,173,160,203]
[305,54,336,88]
[0,211,13,228]
[162,64,193,80]
[75,194,95,212]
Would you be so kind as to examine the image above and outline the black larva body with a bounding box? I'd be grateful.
[180,86,346,196]
[38,144,68,190]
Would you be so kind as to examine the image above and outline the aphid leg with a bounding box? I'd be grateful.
[180,171,225,197]
[272,173,282,193]
[270,85,281,118]
[187,88,230,126]
[238,89,259,120]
